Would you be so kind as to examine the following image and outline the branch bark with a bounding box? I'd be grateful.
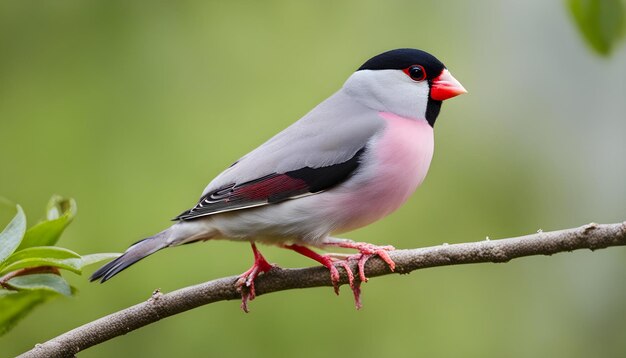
[19,221,626,358]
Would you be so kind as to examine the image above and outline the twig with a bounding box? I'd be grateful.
[19,221,626,358]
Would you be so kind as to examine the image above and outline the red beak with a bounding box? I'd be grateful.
[430,69,467,101]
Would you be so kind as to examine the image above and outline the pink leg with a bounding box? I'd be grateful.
[237,243,274,313]
[284,244,364,309]
[283,244,341,295]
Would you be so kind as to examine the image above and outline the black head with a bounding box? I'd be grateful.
[358,48,446,82]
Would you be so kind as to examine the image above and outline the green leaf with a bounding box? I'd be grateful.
[0,205,27,265]
[0,289,55,336]
[568,0,626,55]
[18,196,77,250]
[6,273,72,296]
[0,257,82,276]
[79,253,121,268]
[2,246,81,265]
[0,247,82,276]
[0,249,120,276]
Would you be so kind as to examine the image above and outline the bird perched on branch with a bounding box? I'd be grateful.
[90,48,466,311]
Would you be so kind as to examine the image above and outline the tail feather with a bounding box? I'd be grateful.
[90,221,217,283]
[89,232,169,283]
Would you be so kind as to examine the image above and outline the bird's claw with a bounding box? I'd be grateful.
[326,242,396,309]
[337,261,362,309]
[238,265,274,313]
[237,243,274,313]
[348,244,396,281]
[284,241,395,310]
[328,264,341,295]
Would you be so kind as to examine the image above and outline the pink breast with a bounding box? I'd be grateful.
[333,112,434,233]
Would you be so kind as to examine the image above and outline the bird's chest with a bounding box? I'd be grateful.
[333,112,434,232]
[373,112,434,187]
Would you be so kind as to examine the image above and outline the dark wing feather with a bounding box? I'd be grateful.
[175,148,365,221]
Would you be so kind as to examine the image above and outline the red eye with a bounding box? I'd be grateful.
[403,65,426,81]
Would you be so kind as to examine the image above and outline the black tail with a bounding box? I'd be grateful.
[89,232,169,283]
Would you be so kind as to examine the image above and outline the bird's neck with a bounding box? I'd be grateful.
[425,98,442,127]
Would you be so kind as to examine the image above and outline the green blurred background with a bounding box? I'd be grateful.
[1,1,625,357]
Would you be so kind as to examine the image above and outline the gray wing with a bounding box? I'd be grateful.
[175,89,385,220]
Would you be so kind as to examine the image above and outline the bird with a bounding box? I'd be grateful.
[90,48,466,312]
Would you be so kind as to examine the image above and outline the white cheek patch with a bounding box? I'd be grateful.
[343,70,431,120]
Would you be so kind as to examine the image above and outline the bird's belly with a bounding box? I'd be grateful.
[330,112,434,233]
[208,112,434,245]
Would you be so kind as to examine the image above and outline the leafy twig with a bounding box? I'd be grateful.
[0,267,59,290]
[0,197,119,336]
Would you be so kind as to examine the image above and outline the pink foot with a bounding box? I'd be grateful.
[337,261,362,309]
[237,243,274,313]
[284,241,395,310]
[325,241,395,283]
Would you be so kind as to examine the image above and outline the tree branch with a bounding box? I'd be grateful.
[19,222,626,358]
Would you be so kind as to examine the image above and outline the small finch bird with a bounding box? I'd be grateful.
[90,48,466,311]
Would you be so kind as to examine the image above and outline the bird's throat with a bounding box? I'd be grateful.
[425,98,442,127]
